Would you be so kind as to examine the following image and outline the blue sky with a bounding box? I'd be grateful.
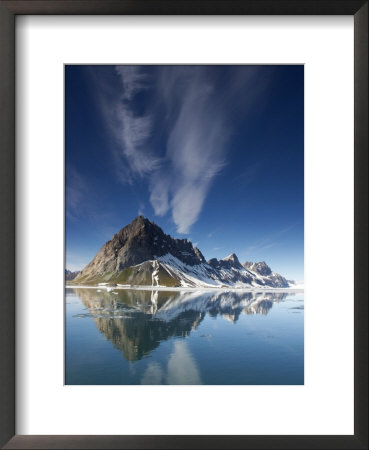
[66,65,304,281]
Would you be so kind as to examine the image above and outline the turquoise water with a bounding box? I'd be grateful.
[65,288,304,385]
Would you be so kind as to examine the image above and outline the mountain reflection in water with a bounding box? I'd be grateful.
[72,288,289,362]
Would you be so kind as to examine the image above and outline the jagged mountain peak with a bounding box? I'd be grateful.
[193,246,206,263]
[113,215,160,239]
[243,261,272,276]
[65,269,80,281]
[73,217,292,288]
[207,252,243,271]
[222,253,240,264]
[75,216,204,283]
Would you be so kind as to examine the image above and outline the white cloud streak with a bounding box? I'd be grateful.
[97,66,161,183]
[97,66,269,233]
[158,69,228,232]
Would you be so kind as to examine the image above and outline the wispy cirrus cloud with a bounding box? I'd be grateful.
[66,166,88,221]
[96,66,161,183]
[151,68,228,233]
[96,66,271,233]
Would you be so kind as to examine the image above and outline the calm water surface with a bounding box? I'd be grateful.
[65,288,304,385]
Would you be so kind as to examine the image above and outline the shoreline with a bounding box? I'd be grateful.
[66,283,304,293]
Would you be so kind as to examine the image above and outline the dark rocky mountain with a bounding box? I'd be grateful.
[243,261,272,276]
[73,216,291,288]
[208,253,244,270]
[75,216,203,281]
[65,269,80,281]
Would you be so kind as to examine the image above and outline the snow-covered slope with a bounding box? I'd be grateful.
[156,253,290,288]
[73,216,293,288]
[74,253,291,288]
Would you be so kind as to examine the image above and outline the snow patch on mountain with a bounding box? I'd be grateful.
[156,253,292,289]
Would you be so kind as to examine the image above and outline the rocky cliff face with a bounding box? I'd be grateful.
[243,261,272,276]
[65,269,80,281]
[74,216,203,283]
[208,253,243,270]
[73,216,292,288]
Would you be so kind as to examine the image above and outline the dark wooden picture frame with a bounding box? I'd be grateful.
[0,1,367,449]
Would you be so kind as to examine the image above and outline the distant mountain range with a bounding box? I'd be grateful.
[65,269,80,281]
[69,216,294,288]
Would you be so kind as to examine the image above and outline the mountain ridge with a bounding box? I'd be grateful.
[65,269,80,281]
[72,216,292,288]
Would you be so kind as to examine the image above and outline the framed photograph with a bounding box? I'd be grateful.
[0,1,367,449]
[64,63,305,387]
